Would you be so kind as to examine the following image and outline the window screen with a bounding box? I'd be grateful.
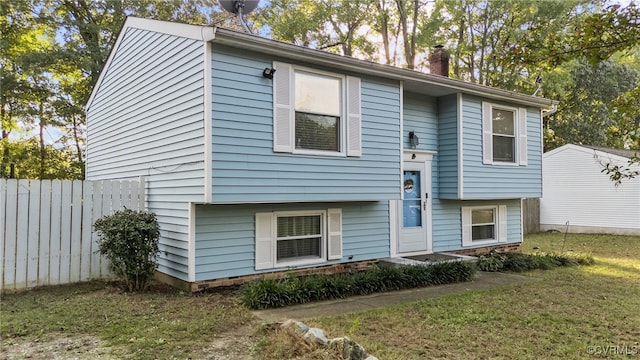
[276,215,322,261]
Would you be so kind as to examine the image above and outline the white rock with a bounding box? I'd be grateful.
[303,327,328,345]
[328,336,368,360]
[280,319,309,335]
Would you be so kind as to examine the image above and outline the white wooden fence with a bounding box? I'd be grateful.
[0,179,145,291]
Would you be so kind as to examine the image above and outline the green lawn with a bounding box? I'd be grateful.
[0,282,254,359]
[292,233,640,360]
[2,233,638,359]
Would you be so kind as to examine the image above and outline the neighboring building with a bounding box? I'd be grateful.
[541,144,640,235]
[85,17,558,289]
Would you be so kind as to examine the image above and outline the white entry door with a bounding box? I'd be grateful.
[398,159,432,254]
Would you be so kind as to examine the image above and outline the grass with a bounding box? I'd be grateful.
[0,282,254,359]
[2,233,638,359]
[258,233,640,360]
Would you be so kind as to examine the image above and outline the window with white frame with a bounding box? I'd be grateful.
[471,208,496,240]
[273,62,361,157]
[482,102,528,165]
[462,205,507,246]
[491,108,516,162]
[255,209,343,270]
[295,71,341,152]
[276,214,323,262]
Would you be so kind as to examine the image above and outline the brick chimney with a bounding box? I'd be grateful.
[429,45,449,77]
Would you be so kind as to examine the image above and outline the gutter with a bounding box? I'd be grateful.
[542,103,558,118]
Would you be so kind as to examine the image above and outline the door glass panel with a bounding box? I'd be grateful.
[403,171,422,228]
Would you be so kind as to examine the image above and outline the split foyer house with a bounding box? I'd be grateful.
[85,17,558,289]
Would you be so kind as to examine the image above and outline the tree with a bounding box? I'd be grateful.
[259,0,375,58]
[1,1,63,179]
[2,0,230,179]
[536,2,640,182]
[543,59,640,151]
[437,0,585,91]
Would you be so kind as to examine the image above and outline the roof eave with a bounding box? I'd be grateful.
[212,27,558,109]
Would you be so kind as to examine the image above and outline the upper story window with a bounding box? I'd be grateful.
[272,62,361,157]
[294,72,341,152]
[482,102,528,166]
[492,108,515,162]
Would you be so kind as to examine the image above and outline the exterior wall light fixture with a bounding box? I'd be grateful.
[263,67,276,79]
[409,131,419,149]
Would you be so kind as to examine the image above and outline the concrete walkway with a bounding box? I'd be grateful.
[253,271,537,322]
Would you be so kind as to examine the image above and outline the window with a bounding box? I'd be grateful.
[295,72,341,152]
[471,208,496,240]
[255,209,343,270]
[273,62,361,157]
[482,102,528,165]
[276,214,322,262]
[492,108,515,162]
[462,205,507,246]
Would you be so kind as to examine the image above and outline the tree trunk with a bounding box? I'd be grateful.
[72,114,85,179]
[1,97,9,178]
[38,101,45,180]
[377,0,392,65]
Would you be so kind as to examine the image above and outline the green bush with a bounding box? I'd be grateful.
[93,208,160,291]
[240,261,476,309]
[476,252,594,272]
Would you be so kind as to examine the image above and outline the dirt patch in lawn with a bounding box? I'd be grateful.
[1,327,258,360]
[0,281,257,359]
[1,336,113,360]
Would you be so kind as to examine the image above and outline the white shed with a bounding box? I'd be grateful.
[541,144,640,235]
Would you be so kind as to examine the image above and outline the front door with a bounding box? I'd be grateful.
[398,160,431,253]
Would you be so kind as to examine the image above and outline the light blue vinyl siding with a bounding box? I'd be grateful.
[194,201,390,281]
[211,46,401,203]
[401,94,522,251]
[432,199,522,252]
[403,93,438,152]
[437,95,459,199]
[86,28,206,281]
[461,95,543,198]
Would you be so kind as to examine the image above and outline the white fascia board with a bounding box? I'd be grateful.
[125,17,216,41]
[211,28,558,109]
[85,17,215,112]
[188,202,196,282]
[203,41,213,203]
[542,144,573,158]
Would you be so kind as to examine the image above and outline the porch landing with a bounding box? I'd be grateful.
[381,252,477,266]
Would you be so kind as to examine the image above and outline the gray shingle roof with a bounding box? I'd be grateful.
[580,145,639,159]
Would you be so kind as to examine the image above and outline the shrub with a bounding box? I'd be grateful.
[240,261,476,309]
[476,252,594,272]
[93,208,160,291]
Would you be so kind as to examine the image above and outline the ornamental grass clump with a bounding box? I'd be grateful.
[93,208,160,291]
[476,252,594,272]
[240,261,476,309]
